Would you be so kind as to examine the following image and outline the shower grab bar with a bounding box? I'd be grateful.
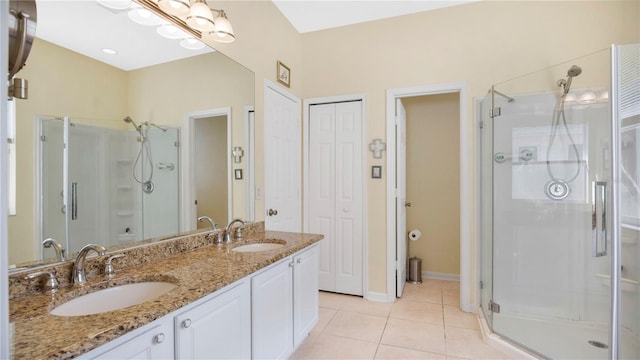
[591,181,607,257]
[71,182,78,220]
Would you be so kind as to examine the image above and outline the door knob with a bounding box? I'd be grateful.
[268,209,278,216]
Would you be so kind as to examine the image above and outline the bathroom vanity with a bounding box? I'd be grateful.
[8,224,323,359]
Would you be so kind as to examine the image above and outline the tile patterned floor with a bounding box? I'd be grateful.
[291,279,514,360]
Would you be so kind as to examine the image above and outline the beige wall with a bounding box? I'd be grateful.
[9,39,128,264]
[296,1,639,295]
[404,94,460,276]
[199,1,304,218]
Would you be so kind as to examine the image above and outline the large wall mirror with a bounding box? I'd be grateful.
[8,0,255,269]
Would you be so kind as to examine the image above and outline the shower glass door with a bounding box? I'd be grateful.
[617,43,640,360]
[488,48,614,359]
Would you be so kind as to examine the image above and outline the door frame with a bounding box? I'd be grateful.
[181,107,232,232]
[385,82,473,312]
[303,94,368,299]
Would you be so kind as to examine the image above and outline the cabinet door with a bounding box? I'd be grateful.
[91,319,173,360]
[175,281,251,360]
[293,245,319,347]
[252,258,294,359]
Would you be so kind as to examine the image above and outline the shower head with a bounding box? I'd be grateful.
[567,65,582,78]
[558,65,583,95]
[123,116,143,134]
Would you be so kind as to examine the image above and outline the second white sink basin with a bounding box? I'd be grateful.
[232,243,284,253]
[50,282,176,316]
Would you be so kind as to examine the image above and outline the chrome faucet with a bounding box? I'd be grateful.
[198,216,217,230]
[224,218,245,243]
[42,237,65,261]
[73,244,106,286]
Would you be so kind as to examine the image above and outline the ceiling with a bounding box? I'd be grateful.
[34,0,474,71]
[36,0,212,71]
[272,0,477,33]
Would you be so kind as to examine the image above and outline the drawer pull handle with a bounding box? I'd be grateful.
[154,333,165,344]
[182,319,192,328]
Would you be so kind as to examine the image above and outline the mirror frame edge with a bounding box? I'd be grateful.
[2,1,12,357]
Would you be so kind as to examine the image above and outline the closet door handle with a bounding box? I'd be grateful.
[591,181,607,257]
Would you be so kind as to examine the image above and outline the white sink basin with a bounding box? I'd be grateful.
[232,243,284,253]
[50,282,176,316]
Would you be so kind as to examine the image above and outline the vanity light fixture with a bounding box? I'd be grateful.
[186,0,216,32]
[208,10,235,43]
[157,0,190,16]
[153,0,235,43]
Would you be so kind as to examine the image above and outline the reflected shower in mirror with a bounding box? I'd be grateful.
[8,0,254,269]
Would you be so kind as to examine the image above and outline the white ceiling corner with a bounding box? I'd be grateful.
[272,0,478,34]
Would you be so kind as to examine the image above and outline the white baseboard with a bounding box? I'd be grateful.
[423,271,460,282]
[365,291,394,303]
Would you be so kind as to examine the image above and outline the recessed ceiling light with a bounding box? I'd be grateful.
[157,23,189,40]
[102,48,118,55]
[179,38,205,50]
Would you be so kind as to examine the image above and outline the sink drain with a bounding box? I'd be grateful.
[588,340,608,349]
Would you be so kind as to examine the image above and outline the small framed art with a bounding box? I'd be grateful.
[277,61,290,88]
[371,166,382,179]
[234,169,243,180]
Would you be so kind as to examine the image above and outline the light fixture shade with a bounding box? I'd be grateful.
[186,0,215,32]
[210,10,235,43]
[158,0,190,16]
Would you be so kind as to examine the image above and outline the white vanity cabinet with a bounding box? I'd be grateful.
[174,280,251,359]
[88,317,174,360]
[293,244,319,347]
[79,244,318,360]
[252,244,319,359]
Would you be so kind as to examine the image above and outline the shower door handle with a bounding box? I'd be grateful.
[71,182,78,220]
[591,181,607,257]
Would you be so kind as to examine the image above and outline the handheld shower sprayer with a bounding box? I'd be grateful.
[123,116,143,135]
[557,65,582,94]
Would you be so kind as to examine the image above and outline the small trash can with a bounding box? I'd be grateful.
[408,257,422,284]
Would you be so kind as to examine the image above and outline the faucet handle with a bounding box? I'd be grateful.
[234,227,243,241]
[104,254,126,278]
[25,271,59,294]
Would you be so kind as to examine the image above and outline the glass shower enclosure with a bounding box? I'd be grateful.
[40,117,180,259]
[480,44,639,359]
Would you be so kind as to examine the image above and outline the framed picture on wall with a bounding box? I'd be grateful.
[371,166,382,179]
[277,61,290,88]
[234,169,243,180]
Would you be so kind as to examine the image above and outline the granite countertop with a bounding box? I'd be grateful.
[9,230,323,359]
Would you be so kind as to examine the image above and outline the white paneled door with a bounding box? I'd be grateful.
[264,83,302,232]
[309,101,363,296]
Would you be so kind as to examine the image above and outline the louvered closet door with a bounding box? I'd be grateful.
[309,101,363,296]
